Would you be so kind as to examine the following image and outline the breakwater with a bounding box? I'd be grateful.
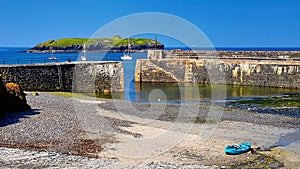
[0,62,123,92]
[135,59,300,89]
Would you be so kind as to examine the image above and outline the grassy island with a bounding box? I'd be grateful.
[26,35,164,53]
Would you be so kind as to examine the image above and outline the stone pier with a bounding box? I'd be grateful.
[135,59,300,89]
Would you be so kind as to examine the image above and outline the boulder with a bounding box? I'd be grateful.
[0,77,31,115]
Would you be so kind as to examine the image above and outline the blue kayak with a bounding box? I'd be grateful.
[224,142,251,155]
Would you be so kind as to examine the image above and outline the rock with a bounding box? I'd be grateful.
[0,78,6,94]
[0,77,31,114]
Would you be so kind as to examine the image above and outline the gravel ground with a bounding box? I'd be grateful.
[0,146,221,169]
[0,147,116,168]
[0,93,145,157]
[0,92,299,168]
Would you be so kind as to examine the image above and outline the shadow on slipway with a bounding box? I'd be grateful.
[0,109,41,127]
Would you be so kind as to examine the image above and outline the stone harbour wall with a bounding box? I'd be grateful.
[0,61,124,92]
[135,59,300,88]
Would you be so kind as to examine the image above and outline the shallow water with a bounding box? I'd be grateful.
[112,82,299,103]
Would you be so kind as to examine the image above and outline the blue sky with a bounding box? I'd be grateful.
[1,0,300,47]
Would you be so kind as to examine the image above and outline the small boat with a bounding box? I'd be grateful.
[48,56,57,60]
[80,56,87,61]
[48,49,57,60]
[224,142,251,155]
[121,37,132,60]
[80,44,87,61]
[121,53,132,60]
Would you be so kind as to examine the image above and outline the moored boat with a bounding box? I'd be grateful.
[121,53,132,60]
[80,44,87,61]
[48,49,57,60]
[121,37,132,60]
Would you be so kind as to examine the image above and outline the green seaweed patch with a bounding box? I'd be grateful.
[194,117,206,123]
[52,92,114,100]
[224,105,234,112]
[51,92,91,98]
[233,94,300,108]
[194,117,219,124]
[229,153,283,168]
[95,93,112,99]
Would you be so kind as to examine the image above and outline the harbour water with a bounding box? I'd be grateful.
[0,47,299,103]
[0,47,129,64]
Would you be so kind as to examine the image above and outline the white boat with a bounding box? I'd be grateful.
[48,49,57,60]
[121,54,132,60]
[80,56,87,61]
[121,38,132,60]
[48,56,57,60]
[80,44,87,61]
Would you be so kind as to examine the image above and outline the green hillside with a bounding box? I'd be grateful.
[33,36,163,49]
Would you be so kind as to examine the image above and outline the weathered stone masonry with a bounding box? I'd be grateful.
[0,62,124,92]
[135,59,300,89]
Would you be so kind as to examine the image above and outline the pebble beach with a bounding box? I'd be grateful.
[0,92,299,168]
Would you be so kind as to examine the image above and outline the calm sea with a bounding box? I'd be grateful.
[0,47,131,64]
[0,47,299,103]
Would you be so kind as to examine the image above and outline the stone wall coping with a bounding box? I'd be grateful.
[141,59,300,65]
[0,61,121,68]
